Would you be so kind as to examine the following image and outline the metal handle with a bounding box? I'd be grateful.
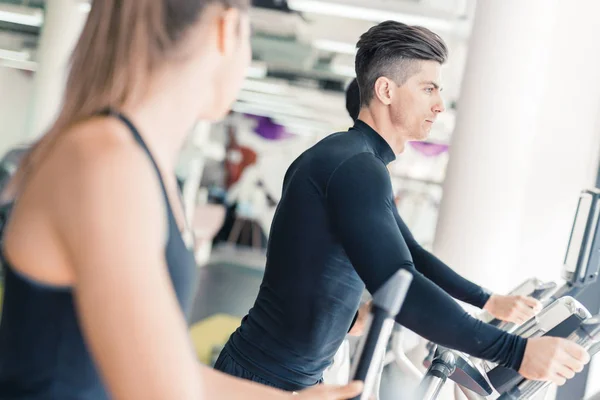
[498,315,600,400]
[415,352,456,400]
[489,281,558,332]
[530,281,558,300]
[349,269,412,400]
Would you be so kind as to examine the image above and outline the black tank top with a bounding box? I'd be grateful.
[0,112,198,399]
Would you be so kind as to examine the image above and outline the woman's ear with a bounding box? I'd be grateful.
[216,8,242,56]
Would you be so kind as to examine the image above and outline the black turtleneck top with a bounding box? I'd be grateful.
[222,120,526,391]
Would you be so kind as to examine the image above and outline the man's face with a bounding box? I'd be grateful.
[390,60,445,142]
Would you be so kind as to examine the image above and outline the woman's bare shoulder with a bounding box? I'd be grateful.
[18,117,165,231]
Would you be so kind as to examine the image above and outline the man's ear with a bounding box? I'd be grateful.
[373,77,394,106]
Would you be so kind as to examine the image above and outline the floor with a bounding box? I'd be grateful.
[189,261,264,324]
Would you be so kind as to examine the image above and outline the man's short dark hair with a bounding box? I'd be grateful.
[355,21,448,107]
[345,78,360,122]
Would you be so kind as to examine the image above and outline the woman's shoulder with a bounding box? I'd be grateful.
[16,117,161,219]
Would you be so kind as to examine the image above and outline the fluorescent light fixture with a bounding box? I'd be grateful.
[329,64,355,78]
[0,48,36,71]
[288,0,457,32]
[238,89,335,113]
[313,39,356,55]
[242,79,289,95]
[0,5,43,27]
[246,62,268,79]
[237,90,293,106]
[0,49,31,62]
[0,59,37,71]
[238,97,304,114]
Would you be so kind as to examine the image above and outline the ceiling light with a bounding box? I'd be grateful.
[287,0,458,33]
[0,48,36,71]
[313,39,356,55]
[242,79,289,95]
[329,64,355,78]
[0,49,31,62]
[0,5,43,27]
[246,62,268,79]
[0,59,37,71]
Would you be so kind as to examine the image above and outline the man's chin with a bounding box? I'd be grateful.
[411,131,430,142]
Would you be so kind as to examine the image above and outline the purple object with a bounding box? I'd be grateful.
[245,114,292,141]
[409,141,449,157]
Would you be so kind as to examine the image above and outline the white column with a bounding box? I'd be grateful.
[515,1,600,287]
[0,67,34,155]
[432,0,600,294]
[26,0,88,139]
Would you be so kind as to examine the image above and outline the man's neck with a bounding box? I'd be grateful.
[356,109,406,154]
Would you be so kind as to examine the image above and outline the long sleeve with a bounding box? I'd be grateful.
[393,208,492,308]
[325,153,525,370]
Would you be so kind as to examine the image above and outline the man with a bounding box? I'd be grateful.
[215,21,590,393]
[342,76,538,324]
[331,77,543,398]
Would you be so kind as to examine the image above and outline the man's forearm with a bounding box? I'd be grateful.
[394,270,525,370]
[392,208,491,308]
[411,246,492,308]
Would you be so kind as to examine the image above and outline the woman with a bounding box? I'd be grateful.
[0,1,362,399]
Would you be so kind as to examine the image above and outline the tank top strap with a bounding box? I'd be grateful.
[109,111,170,197]
[105,109,192,241]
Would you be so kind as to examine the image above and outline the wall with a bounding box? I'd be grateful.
[0,66,34,157]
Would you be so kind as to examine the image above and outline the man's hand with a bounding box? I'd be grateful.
[483,294,542,324]
[519,337,590,385]
[348,301,372,336]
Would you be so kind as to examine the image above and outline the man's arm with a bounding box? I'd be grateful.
[392,208,491,308]
[393,192,543,325]
[325,153,525,369]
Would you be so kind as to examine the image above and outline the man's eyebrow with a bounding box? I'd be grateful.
[421,81,441,90]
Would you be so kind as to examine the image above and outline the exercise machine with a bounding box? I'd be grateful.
[480,188,600,334]
[416,296,593,399]
[337,188,600,400]
[498,315,600,400]
[550,188,600,300]
[499,188,600,308]
[413,188,600,400]
[349,269,412,400]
